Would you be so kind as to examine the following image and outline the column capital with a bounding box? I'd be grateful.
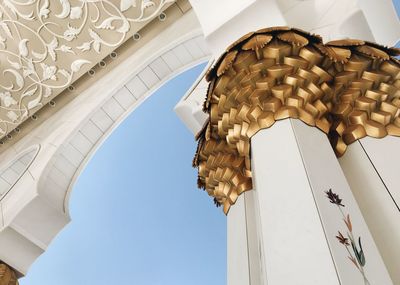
[193,27,400,213]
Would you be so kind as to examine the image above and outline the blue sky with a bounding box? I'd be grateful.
[20,2,400,284]
[20,63,227,285]
[395,0,400,48]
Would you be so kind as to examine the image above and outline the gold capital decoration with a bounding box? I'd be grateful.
[0,263,18,285]
[193,27,400,214]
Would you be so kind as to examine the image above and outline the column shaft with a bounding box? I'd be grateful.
[249,119,393,284]
[339,140,400,284]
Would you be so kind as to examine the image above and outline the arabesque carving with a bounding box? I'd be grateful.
[0,0,173,138]
[193,27,400,214]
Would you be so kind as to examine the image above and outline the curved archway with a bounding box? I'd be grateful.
[20,63,226,285]
[42,32,210,215]
[0,10,212,273]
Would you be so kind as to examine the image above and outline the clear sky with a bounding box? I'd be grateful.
[395,0,400,46]
[20,2,400,284]
[20,63,227,285]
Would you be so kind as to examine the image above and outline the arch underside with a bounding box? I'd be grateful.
[0,7,210,275]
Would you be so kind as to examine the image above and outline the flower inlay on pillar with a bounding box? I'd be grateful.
[326,189,370,284]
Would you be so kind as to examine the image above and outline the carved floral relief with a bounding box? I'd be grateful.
[0,0,174,138]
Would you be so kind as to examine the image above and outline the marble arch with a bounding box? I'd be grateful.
[0,6,210,275]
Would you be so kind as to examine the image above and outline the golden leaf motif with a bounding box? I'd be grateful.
[315,44,351,63]
[205,122,211,140]
[205,68,215,82]
[192,137,204,167]
[291,28,323,43]
[195,119,209,141]
[364,41,400,56]
[203,78,215,111]
[391,56,400,66]
[217,50,238,77]
[277,31,309,47]
[242,35,273,51]
[326,39,365,47]
[388,47,400,56]
[206,52,226,81]
[226,32,255,51]
[356,45,390,60]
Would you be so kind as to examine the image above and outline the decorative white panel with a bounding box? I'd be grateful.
[125,76,149,98]
[69,132,93,155]
[138,66,160,88]
[59,142,84,167]
[149,57,172,79]
[90,109,114,132]
[101,97,125,121]
[161,50,183,70]
[0,145,39,199]
[172,44,193,65]
[80,120,104,144]
[113,87,137,109]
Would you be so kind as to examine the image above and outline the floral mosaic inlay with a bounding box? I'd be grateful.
[326,189,370,285]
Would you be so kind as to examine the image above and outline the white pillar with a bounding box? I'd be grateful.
[181,1,400,284]
[227,191,264,285]
[357,137,400,206]
[227,195,251,285]
[250,120,393,284]
[339,140,400,284]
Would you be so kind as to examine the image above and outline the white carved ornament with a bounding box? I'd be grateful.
[0,0,174,138]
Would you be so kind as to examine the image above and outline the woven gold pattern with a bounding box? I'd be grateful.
[0,263,18,285]
[194,27,400,214]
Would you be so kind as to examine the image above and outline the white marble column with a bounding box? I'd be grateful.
[250,120,393,284]
[227,191,264,285]
[180,1,400,284]
[227,195,251,285]
[339,139,400,284]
